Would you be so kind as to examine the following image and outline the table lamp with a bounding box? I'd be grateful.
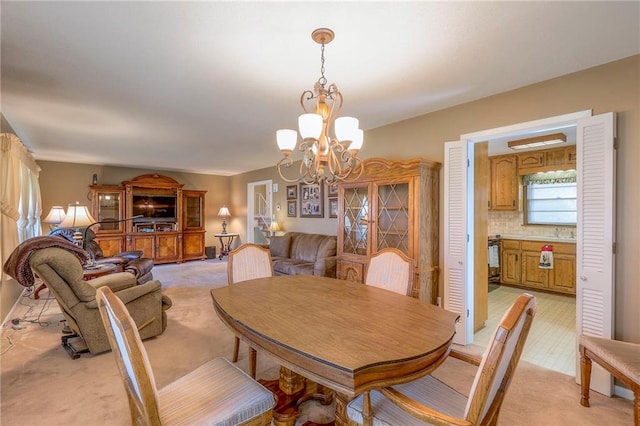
[268,221,280,236]
[217,206,230,234]
[58,202,97,246]
[43,206,66,230]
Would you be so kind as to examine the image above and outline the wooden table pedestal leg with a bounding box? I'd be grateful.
[259,366,335,426]
[334,392,351,426]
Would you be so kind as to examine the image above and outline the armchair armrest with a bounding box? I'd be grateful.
[86,280,161,309]
[314,256,337,277]
[87,272,137,292]
[96,257,128,266]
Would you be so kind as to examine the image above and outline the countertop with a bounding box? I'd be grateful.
[490,234,576,243]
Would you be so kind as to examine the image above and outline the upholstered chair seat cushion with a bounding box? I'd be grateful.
[158,357,276,425]
[347,375,467,426]
[580,335,640,385]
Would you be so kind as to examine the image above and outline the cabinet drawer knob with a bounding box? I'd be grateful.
[580,276,587,281]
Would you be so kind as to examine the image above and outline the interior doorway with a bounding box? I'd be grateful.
[477,126,579,376]
[246,180,273,243]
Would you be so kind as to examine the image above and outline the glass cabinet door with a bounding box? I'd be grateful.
[341,185,370,256]
[94,190,124,233]
[183,191,205,230]
[375,182,410,254]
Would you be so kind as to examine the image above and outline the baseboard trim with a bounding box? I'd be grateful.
[614,384,633,401]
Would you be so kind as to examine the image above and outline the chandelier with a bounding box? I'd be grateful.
[276,28,364,185]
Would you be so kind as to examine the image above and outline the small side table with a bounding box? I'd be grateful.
[82,263,118,280]
[215,232,239,260]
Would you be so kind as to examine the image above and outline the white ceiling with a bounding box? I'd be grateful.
[2,1,638,175]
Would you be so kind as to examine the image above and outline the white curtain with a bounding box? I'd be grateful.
[1,133,42,281]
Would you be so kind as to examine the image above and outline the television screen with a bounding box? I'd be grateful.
[132,195,176,220]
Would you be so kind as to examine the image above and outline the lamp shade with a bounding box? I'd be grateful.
[298,113,323,140]
[349,129,364,151]
[43,206,66,224]
[58,203,97,228]
[268,221,280,232]
[217,206,231,217]
[276,129,298,152]
[334,117,359,142]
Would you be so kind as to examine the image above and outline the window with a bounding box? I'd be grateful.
[523,171,577,225]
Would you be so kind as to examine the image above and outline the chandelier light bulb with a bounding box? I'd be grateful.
[349,129,364,151]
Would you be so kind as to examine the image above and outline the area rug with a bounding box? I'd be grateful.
[0,260,633,425]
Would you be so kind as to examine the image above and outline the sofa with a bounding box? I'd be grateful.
[269,232,337,277]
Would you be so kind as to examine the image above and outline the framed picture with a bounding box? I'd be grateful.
[287,200,296,217]
[329,198,338,218]
[286,185,297,200]
[328,182,338,197]
[300,183,324,218]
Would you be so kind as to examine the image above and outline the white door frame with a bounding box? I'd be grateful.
[445,110,592,342]
[246,180,272,243]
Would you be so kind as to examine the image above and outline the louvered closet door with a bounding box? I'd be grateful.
[576,112,616,395]
[444,141,472,345]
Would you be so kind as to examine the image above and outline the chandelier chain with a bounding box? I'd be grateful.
[318,42,327,88]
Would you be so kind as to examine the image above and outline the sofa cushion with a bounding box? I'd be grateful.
[317,236,337,260]
[273,259,315,276]
[269,235,291,258]
[290,233,330,263]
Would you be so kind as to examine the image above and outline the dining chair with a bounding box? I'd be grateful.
[96,286,275,426]
[227,243,274,378]
[347,293,537,426]
[365,248,415,297]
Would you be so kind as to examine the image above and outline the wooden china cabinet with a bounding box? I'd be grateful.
[182,190,207,261]
[337,158,441,304]
[90,174,207,264]
[89,185,126,257]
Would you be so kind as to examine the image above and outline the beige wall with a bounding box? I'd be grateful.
[232,55,639,343]
[38,161,231,250]
[30,55,640,343]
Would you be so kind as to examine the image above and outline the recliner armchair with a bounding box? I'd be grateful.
[29,247,170,357]
[50,228,154,284]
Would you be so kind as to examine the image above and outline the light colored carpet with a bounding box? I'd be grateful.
[0,260,634,425]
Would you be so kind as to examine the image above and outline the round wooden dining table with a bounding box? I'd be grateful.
[211,275,459,426]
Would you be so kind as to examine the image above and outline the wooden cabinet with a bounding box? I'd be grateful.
[182,190,207,261]
[130,233,181,263]
[91,174,207,264]
[566,146,576,165]
[500,240,521,285]
[517,146,577,174]
[89,185,126,257]
[489,155,518,211]
[337,158,441,304]
[499,238,575,295]
[517,152,544,172]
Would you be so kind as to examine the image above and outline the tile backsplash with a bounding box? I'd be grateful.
[488,210,576,238]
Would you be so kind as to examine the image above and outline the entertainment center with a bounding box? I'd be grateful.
[89,173,207,263]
